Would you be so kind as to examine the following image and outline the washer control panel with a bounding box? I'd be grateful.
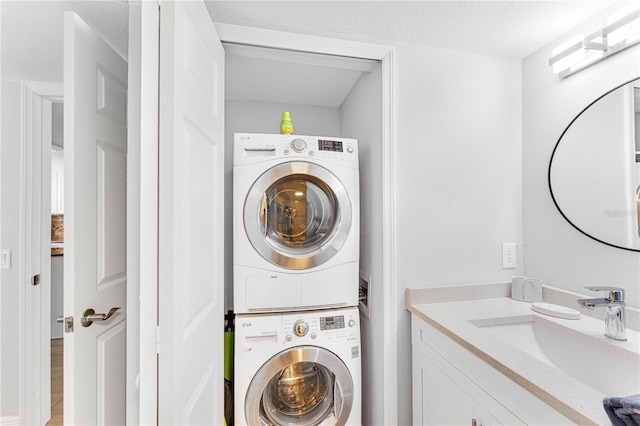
[237,308,360,352]
[282,308,359,344]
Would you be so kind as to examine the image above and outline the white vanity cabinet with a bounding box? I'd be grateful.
[411,314,573,426]
[413,346,500,425]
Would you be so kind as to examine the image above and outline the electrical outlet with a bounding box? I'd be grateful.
[502,243,516,269]
[358,271,371,318]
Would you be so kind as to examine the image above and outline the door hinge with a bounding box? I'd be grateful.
[156,326,160,354]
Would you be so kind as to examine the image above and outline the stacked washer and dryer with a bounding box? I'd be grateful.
[233,133,362,426]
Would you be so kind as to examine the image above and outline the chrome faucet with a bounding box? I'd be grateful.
[577,287,626,341]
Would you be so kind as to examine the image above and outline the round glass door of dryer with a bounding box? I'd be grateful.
[244,161,352,270]
[245,346,354,426]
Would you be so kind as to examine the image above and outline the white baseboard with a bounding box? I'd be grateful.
[0,415,20,425]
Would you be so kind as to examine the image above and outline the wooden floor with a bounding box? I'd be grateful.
[47,339,63,426]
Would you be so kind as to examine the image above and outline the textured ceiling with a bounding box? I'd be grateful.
[0,0,630,84]
[1,0,129,83]
[206,0,624,58]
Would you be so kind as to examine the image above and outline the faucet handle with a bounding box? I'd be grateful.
[584,286,625,302]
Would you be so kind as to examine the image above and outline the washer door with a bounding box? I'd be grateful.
[244,161,352,269]
[245,346,354,426]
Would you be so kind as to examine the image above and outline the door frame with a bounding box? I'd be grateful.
[213,22,397,423]
[127,2,159,424]
[20,81,63,425]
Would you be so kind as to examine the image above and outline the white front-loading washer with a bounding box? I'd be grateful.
[234,307,361,426]
[233,133,359,313]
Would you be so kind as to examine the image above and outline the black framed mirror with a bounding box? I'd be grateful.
[548,77,640,252]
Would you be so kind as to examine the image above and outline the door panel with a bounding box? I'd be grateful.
[96,321,126,425]
[158,1,225,423]
[63,12,127,424]
[96,140,126,285]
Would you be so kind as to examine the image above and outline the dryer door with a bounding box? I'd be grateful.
[245,346,354,426]
[244,161,352,269]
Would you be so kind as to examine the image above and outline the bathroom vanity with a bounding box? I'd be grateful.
[407,283,640,425]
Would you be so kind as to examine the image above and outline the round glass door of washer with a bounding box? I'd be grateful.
[245,346,354,426]
[244,161,352,270]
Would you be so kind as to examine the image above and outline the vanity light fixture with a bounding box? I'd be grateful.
[549,6,640,78]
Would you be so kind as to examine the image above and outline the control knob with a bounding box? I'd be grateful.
[293,320,309,337]
[291,138,308,153]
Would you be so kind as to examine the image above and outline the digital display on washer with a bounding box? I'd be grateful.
[318,139,343,152]
[320,315,345,330]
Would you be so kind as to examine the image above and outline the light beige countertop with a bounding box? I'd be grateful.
[407,283,640,425]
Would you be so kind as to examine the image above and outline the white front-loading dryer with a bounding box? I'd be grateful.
[234,307,362,426]
[233,133,359,313]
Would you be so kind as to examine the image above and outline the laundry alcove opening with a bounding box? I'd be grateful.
[222,40,385,424]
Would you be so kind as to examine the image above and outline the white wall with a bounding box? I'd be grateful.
[522,5,640,309]
[1,80,22,422]
[339,67,383,425]
[393,43,522,424]
[223,100,340,311]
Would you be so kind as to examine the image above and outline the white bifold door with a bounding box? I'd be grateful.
[158,1,226,424]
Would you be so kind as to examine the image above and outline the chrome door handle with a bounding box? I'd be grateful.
[81,307,121,327]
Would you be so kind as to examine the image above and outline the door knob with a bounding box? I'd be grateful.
[81,307,121,327]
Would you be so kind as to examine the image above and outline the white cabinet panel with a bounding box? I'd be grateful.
[412,346,473,425]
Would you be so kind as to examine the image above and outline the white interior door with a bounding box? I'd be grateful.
[63,12,128,425]
[157,0,225,423]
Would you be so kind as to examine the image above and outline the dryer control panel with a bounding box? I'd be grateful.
[234,133,358,169]
[281,136,356,163]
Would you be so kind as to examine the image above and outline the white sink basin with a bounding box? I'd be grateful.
[473,315,640,396]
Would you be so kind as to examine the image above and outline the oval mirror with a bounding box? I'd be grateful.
[549,77,640,252]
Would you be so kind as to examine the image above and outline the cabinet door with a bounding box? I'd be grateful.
[412,347,474,425]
